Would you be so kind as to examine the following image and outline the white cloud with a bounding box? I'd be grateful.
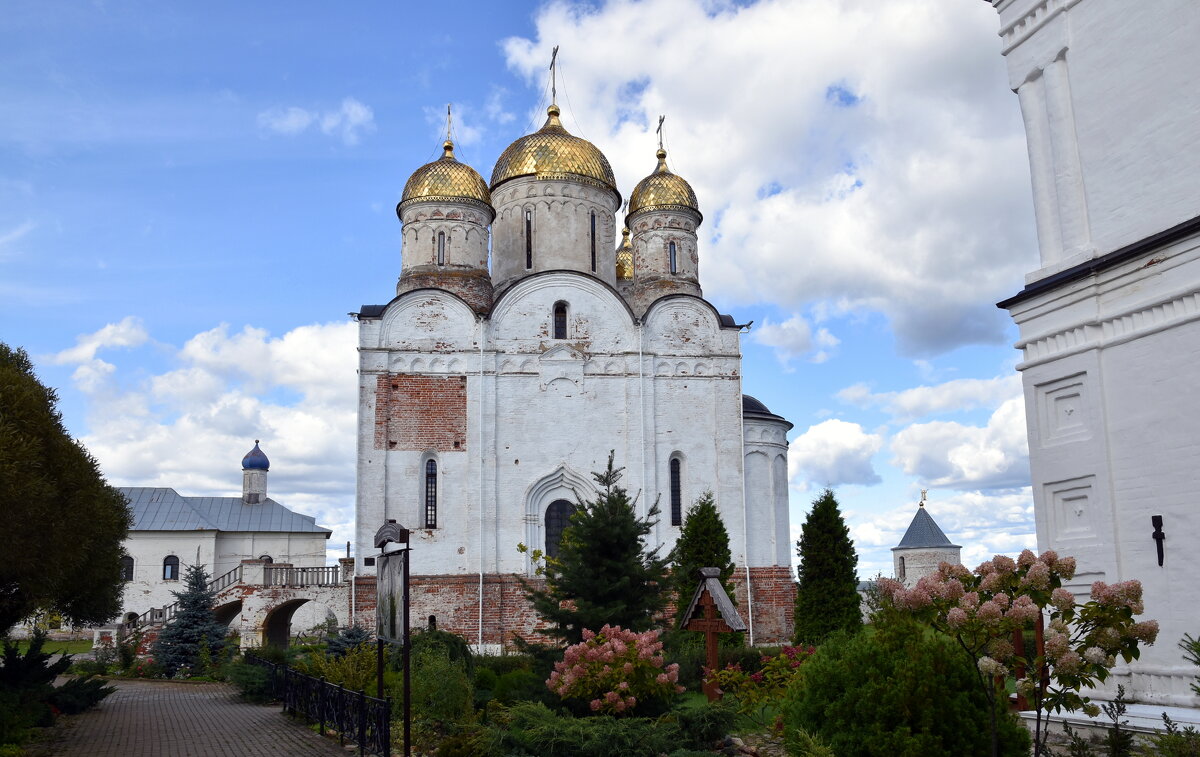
[423,103,483,147]
[889,395,1030,490]
[64,320,359,563]
[789,418,883,487]
[257,97,375,146]
[752,314,839,368]
[485,87,516,124]
[838,373,1022,420]
[0,219,36,256]
[50,315,149,365]
[502,0,1035,356]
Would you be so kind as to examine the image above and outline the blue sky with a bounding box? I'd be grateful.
[1,0,1040,577]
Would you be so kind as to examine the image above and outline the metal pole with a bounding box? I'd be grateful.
[376,637,384,700]
[403,546,411,757]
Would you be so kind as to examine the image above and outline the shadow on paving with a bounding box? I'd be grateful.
[30,678,348,757]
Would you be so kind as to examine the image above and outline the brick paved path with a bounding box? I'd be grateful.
[38,678,351,756]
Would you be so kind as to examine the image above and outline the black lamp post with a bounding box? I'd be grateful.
[374,519,410,757]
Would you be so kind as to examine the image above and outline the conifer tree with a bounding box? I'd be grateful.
[668,490,735,606]
[521,452,669,645]
[152,563,227,676]
[793,488,862,645]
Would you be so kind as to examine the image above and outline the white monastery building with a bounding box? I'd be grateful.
[116,443,332,632]
[353,101,795,647]
[990,0,1200,705]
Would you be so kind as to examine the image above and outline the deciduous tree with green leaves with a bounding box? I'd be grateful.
[0,342,132,634]
[668,490,735,606]
[520,452,669,646]
[793,488,862,645]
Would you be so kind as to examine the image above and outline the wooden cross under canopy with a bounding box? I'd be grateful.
[679,567,747,701]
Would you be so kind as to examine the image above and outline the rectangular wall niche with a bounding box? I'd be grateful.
[1035,372,1091,446]
[1044,475,1099,546]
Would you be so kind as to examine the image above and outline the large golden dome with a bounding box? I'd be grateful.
[626,148,701,224]
[490,105,619,200]
[398,140,494,220]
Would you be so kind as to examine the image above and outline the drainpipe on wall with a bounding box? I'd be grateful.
[478,318,485,648]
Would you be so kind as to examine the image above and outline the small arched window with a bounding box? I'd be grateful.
[553,302,567,339]
[590,211,597,272]
[163,555,179,581]
[525,209,533,269]
[424,459,438,529]
[120,556,134,582]
[545,499,576,559]
[669,241,678,274]
[259,555,274,564]
[898,556,906,580]
[669,457,683,526]
[437,231,446,266]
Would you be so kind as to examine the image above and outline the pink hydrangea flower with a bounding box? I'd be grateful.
[1051,587,1075,611]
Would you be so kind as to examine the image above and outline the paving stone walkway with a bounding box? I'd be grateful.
[36,678,351,757]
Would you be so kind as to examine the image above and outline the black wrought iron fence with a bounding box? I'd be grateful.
[245,654,391,757]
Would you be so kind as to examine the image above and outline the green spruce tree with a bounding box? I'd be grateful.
[522,452,669,645]
[793,488,862,645]
[668,490,735,607]
[152,564,227,676]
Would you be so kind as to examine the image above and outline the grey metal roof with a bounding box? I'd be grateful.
[120,487,331,536]
[894,506,959,550]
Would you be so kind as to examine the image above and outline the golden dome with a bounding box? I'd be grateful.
[626,148,701,224]
[398,140,494,220]
[490,105,619,200]
[615,227,633,280]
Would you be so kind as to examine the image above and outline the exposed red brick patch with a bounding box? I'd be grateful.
[374,374,468,451]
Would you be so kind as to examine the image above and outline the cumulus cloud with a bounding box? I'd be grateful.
[257,97,375,145]
[752,314,839,368]
[501,0,1035,356]
[50,315,149,364]
[839,373,1022,420]
[62,319,358,563]
[789,418,883,488]
[890,395,1030,490]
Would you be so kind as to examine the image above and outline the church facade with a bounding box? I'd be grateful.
[353,103,794,648]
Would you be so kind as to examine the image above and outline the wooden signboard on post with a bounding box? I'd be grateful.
[679,567,747,701]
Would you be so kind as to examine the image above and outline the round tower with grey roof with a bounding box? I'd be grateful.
[892,492,961,587]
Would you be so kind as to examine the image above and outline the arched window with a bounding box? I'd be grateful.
[120,556,134,582]
[259,555,274,564]
[424,459,438,529]
[553,302,567,339]
[898,556,906,580]
[525,209,533,269]
[669,241,678,274]
[545,499,576,559]
[590,211,597,272]
[669,457,683,526]
[163,555,179,581]
[437,231,446,266]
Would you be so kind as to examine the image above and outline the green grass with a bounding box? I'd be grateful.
[8,639,95,655]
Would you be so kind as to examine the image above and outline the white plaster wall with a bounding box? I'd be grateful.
[120,531,218,620]
[743,416,792,567]
[994,0,1200,278]
[400,201,491,274]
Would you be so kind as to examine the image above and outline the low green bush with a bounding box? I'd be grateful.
[72,659,110,677]
[492,669,546,706]
[391,644,475,754]
[224,659,273,703]
[46,675,115,714]
[481,701,684,757]
[475,653,534,677]
[668,696,736,749]
[780,620,1030,757]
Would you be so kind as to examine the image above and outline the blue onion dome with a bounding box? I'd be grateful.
[241,440,269,471]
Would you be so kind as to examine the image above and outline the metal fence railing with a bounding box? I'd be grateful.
[245,654,391,757]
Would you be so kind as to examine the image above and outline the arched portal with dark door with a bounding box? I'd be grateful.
[262,598,309,648]
[545,499,577,559]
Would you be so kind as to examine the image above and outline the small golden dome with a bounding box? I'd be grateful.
[626,148,701,225]
[490,105,619,200]
[615,227,633,280]
[398,140,494,220]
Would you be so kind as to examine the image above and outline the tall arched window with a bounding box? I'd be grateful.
[424,459,438,529]
[545,499,576,559]
[525,209,533,269]
[120,556,134,582]
[590,211,597,272]
[437,231,446,266]
[553,302,567,339]
[669,241,678,274]
[669,457,683,526]
[162,555,179,581]
[898,556,906,581]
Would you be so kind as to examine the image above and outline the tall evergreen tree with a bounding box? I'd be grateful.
[152,564,226,676]
[668,490,735,606]
[793,488,861,645]
[521,452,669,645]
[0,343,132,634]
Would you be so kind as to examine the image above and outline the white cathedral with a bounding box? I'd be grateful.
[352,102,795,647]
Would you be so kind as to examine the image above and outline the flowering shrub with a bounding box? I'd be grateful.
[704,645,814,727]
[546,625,683,715]
[128,656,163,678]
[880,550,1158,756]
